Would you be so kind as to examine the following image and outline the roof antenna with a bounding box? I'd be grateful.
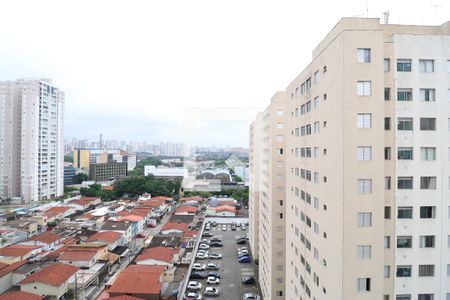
[430,3,442,25]
[383,11,390,24]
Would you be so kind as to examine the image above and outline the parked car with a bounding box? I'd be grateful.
[236,239,247,245]
[204,287,220,297]
[242,276,256,285]
[196,253,208,259]
[238,256,251,263]
[221,225,227,231]
[199,244,210,250]
[241,225,246,231]
[184,292,202,300]
[200,239,210,244]
[210,242,223,248]
[231,225,236,231]
[209,253,222,259]
[243,293,260,300]
[190,272,207,279]
[202,232,213,237]
[210,237,222,243]
[212,221,217,227]
[238,247,248,251]
[187,281,202,290]
[207,263,219,270]
[192,263,206,271]
[206,276,220,285]
[207,272,220,279]
[238,252,249,258]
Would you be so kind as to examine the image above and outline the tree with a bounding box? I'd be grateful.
[73,173,89,184]
[80,184,101,197]
[128,157,164,176]
[234,175,243,182]
[113,175,182,198]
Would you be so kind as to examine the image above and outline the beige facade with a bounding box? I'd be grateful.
[250,92,287,299]
[250,17,450,300]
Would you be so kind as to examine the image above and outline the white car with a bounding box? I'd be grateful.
[187,281,202,291]
[200,239,210,244]
[196,253,208,259]
[208,253,222,259]
[222,225,227,231]
[184,292,202,300]
[204,287,220,296]
[238,250,249,256]
[238,247,248,251]
[207,263,219,270]
[199,244,210,250]
[206,276,220,285]
[192,263,206,271]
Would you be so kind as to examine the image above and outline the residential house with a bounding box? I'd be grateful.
[87,231,124,251]
[67,197,101,211]
[58,244,108,269]
[42,206,76,222]
[135,247,180,266]
[117,215,144,235]
[18,263,79,299]
[2,220,38,237]
[0,245,42,263]
[21,232,62,251]
[160,222,188,235]
[0,290,43,300]
[101,221,132,244]
[0,260,28,293]
[174,206,198,216]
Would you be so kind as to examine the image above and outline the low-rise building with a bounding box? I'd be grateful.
[135,247,180,266]
[87,231,124,251]
[89,162,127,182]
[174,206,198,216]
[21,232,62,251]
[160,222,189,235]
[0,245,42,263]
[0,290,43,300]
[144,165,188,179]
[101,221,132,244]
[18,263,79,299]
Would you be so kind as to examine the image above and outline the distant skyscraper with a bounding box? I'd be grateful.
[0,79,64,203]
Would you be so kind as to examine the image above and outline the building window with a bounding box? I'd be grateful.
[384,266,390,278]
[357,212,372,227]
[384,206,391,219]
[397,118,413,130]
[397,88,412,101]
[384,58,390,72]
[357,179,372,194]
[420,177,436,190]
[397,177,413,189]
[357,81,371,96]
[420,206,436,218]
[357,146,372,161]
[357,245,371,259]
[385,176,391,190]
[384,236,391,248]
[278,148,284,154]
[396,296,411,300]
[396,265,412,277]
[421,147,436,161]
[419,235,435,248]
[385,147,391,160]
[357,278,371,292]
[385,117,391,130]
[397,236,412,248]
[418,294,434,300]
[420,88,435,101]
[448,60,450,72]
[357,113,372,128]
[397,59,412,72]
[397,147,413,160]
[419,59,434,73]
[276,123,283,129]
[420,118,436,131]
[384,87,391,101]
[357,48,371,63]
[276,110,283,116]
[397,207,413,219]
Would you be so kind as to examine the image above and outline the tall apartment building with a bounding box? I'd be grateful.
[249,18,450,300]
[0,79,64,203]
[249,92,287,299]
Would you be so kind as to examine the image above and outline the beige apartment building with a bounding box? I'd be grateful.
[250,18,450,300]
[250,92,287,299]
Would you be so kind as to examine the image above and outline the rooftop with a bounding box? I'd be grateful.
[18,263,79,286]
[161,222,189,233]
[108,265,165,296]
[87,231,122,243]
[0,244,41,258]
[175,206,198,214]
[59,249,97,262]
[136,246,179,263]
[28,231,61,244]
[0,291,43,300]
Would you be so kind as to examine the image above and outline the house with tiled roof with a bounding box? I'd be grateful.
[18,263,79,299]
[87,231,124,251]
[179,196,207,202]
[100,221,132,244]
[20,232,62,251]
[160,222,189,235]
[0,245,42,263]
[117,215,144,236]
[107,265,165,300]
[0,260,27,293]
[151,196,172,202]
[174,206,198,216]
[58,244,108,268]
[0,290,43,300]
[42,206,76,222]
[136,247,180,266]
[68,197,101,211]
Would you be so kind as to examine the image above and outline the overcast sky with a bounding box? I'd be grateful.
[1,0,448,147]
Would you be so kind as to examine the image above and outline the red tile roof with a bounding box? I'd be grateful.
[161,222,188,233]
[118,215,143,222]
[131,207,152,217]
[28,231,61,244]
[19,263,79,286]
[87,231,122,243]
[0,291,43,300]
[139,199,165,208]
[217,200,236,207]
[70,197,100,206]
[59,250,97,261]
[216,205,236,213]
[136,246,179,263]
[180,196,207,202]
[107,296,144,300]
[175,206,198,214]
[44,206,73,217]
[108,265,164,296]
[151,196,172,201]
[0,260,27,278]
[0,244,41,258]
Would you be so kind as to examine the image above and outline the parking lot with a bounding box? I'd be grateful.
[185,218,261,300]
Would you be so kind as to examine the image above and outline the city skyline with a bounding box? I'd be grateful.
[1,0,449,147]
